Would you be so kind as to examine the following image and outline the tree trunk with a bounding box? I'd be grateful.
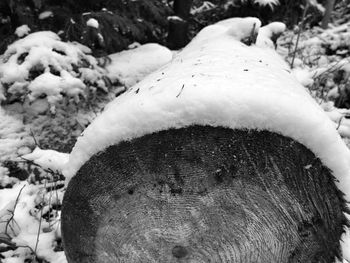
[321,0,336,29]
[167,0,193,49]
[62,126,346,263]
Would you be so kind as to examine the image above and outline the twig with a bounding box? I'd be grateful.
[34,180,46,256]
[176,84,185,98]
[250,23,257,45]
[290,2,310,69]
[54,180,60,219]
[19,157,62,181]
[336,116,344,130]
[30,129,40,148]
[5,185,26,235]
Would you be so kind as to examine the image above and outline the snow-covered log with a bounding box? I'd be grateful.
[61,18,350,262]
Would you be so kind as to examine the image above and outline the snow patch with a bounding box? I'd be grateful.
[253,0,280,8]
[39,11,53,20]
[22,147,69,174]
[167,16,184,22]
[0,108,31,163]
[292,67,314,87]
[237,0,280,8]
[86,18,99,28]
[106,43,173,87]
[257,22,286,48]
[0,182,66,262]
[217,17,261,43]
[14,25,30,38]
[191,1,216,15]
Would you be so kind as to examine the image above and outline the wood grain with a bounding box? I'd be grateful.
[62,125,347,263]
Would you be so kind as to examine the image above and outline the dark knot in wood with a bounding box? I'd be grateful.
[62,125,348,263]
[172,245,188,259]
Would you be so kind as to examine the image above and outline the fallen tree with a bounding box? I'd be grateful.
[61,17,350,262]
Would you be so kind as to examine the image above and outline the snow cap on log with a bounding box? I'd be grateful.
[63,17,350,204]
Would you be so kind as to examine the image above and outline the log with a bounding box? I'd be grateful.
[61,18,350,262]
[62,126,347,262]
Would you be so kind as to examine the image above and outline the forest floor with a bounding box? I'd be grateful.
[0,18,350,263]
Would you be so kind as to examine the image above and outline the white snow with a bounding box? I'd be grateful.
[86,18,99,29]
[27,71,85,107]
[167,16,184,22]
[238,0,280,8]
[256,22,286,48]
[216,17,261,43]
[253,0,280,8]
[292,67,314,87]
[0,181,67,263]
[191,1,216,15]
[106,43,173,87]
[38,11,53,20]
[64,16,350,212]
[323,105,350,139]
[128,42,141,49]
[342,224,350,262]
[0,108,31,163]
[14,25,30,38]
[0,166,17,188]
[22,147,69,174]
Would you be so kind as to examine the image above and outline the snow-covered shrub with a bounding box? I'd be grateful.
[0,30,173,152]
[0,31,109,113]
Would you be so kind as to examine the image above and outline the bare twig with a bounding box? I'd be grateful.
[5,185,26,235]
[19,157,62,181]
[30,129,40,148]
[290,2,310,68]
[34,180,46,256]
[176,84,185,98]
[336,116,344,130]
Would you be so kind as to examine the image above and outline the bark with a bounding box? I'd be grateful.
[62,125,347,263]
[321,0,336,29]
[167,0,193,49]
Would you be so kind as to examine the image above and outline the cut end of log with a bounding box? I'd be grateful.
[62,125,348,263]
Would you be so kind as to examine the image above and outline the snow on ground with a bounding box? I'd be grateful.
[0,108,32,188]
[0,108,31,163]
[106,43,173,88]
[0,181,67,263]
